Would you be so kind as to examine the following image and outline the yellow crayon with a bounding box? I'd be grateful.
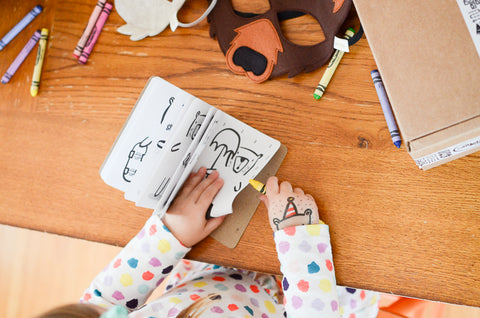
[249,179,266,195]
[30,28,48,97]
[314,28,355,100]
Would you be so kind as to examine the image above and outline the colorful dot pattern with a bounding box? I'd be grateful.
[81,216,379,317]
[81,215,190,311]
[275,224,378,317]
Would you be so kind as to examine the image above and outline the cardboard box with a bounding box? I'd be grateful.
[354,0,480,169]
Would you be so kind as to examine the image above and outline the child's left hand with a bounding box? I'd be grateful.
[162,167,225,248]
[260,176,320,232]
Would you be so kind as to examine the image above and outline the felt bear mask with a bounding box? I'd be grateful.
[208,0,352,83]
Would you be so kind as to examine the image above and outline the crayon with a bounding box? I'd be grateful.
[371,70,402,148]
[2,30,41,84]
[314,28,355,100]
[78,2,112,64]
[249,179,266,195]
[0,5,43,51]
[30,28,49,96]
[73,0,106,58]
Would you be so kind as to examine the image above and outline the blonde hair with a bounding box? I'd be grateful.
[36,294,221,318]
[177,293,221,318]
[36,303,99,318]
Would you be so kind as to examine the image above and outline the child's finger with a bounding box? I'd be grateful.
[178,167,207,196]
[259,195,269,209]
[279,181,293,193]
[197,177,224,207]
[203,215,226,236]
[191,170,220,202]
[265,176,279,195]
[293,187,305,195]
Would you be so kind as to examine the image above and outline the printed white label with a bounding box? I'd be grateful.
[333,36,350,52]
[415,135,480,169]
[456,0,480,58]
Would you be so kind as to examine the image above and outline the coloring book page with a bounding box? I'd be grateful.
[195,111,280,217]
[133,98,213,208]
[153,110,281,217]
[101,76,281,219]
[100,77,194,193]
[153,108,216,215]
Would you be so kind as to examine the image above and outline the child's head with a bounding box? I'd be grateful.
[36,303,101,318]
[36,294,221,318]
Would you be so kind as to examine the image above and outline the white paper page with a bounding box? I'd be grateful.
[134,98,213,208]
[193,111,280,217]
[152,108,217,217]
[125,81,194,202]
[100,77,191,192]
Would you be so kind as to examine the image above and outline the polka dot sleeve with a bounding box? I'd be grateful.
[275,224,340,318]
[80,214,191,312]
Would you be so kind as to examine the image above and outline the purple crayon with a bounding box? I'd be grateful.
[371,70,402,148]
[1,30,41,84]
[78,2,113,64]
[0,5,43,51]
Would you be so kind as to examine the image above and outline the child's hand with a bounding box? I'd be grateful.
[260,176,320,232]
[162,167,225,247]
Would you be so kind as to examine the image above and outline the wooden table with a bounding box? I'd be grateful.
[1,0,479,308]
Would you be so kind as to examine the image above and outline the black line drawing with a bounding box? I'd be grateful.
[161,97,175,124]
[182,153,191,168]
[204,169,215,177]
[123,137,152,182]
[157,140,166,149]
[154,177,170,198]
[208,128,240,172]
[464,0,479,9]
[273,197,312,231]
[186,111,206,140]
[232,147,263,175]
[234,182,242,192]
[207,128,264,191]
[171,142,181,152]
[208,128,263,175]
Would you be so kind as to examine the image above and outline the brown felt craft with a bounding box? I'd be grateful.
[208,0,352,83]
[226,19,283,83]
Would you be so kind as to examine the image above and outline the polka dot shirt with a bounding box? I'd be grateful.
[81,215,379,317]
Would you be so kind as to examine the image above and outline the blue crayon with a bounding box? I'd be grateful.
[371,70,402,148]
[0,5,43,51]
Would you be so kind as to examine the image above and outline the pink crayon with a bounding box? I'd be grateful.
[2,30,41,84]
[78,2,112,64]
[73,0,106,58]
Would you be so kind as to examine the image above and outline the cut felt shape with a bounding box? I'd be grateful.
[115,0,218,41]
[226,19,283,83]
[115,0,186,41]
[209,0,353,82]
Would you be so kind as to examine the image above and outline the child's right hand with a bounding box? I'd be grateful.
[260,176,320,232]
[162,167,225,247]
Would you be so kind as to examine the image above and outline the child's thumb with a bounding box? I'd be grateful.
[259,195,269,209]
[204,215,226,235]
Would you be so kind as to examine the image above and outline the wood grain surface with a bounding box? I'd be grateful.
[0,0,479,307]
